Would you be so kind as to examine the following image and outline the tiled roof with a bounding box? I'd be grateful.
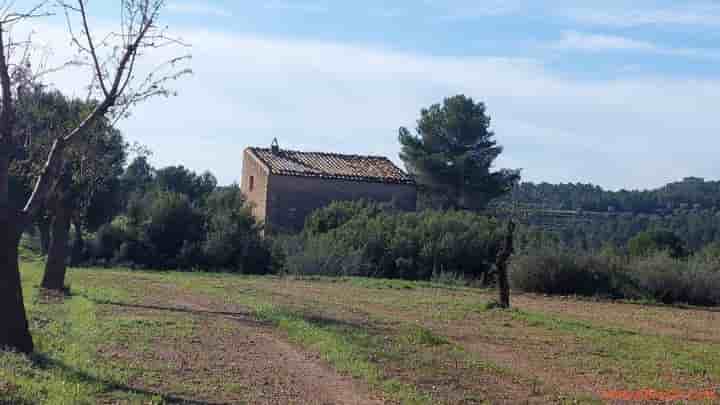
[247,147,414,185]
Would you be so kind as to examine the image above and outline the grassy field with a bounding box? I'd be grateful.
[2,261,720,404]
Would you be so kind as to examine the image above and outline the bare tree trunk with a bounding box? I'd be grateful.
[41,198,72,291]
[0,207,34,354]
[496,220,516,309]
[38,218,50,255]
[71,218,83,266]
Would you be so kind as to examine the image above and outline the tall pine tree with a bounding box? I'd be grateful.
[399,95,520,210]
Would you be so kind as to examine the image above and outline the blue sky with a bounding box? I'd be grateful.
[23,1,720,190]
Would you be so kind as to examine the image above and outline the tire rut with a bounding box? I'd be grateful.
[108,282,384,405]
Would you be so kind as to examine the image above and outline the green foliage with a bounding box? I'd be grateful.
[511,249,720,306]
[499,178,720,253]
[399,95,520,210]
[510,249,639,299]
[632,254,720,306]
[119,155,154,208]
[506,177,720,213]
[281,202,502,280]
[85,185,271,272]
[143,191,205,267]
[282,234,366,277]
[202,185,272,273]
[154,165,217,203]
[303,200,381,235]
[628,230,686,258]
[12,85,127,228]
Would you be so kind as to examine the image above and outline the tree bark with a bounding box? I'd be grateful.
[41,198,72,291]
[71,218,83,266]
[0,207,34,354]
[38,218,51,255]
[496,220,516,309]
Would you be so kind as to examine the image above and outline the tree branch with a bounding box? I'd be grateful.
[76,0,109,97]
[0,21,14,143]
[24,0,188,214]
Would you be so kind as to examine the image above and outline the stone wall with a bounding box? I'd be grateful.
[240,149,270,223]
[266,175,417,232]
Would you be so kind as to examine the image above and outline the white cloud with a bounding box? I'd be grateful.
[167,2,232,17]
[29,22,720,190]
[565,5,720,27]
[425,0,521,21]
[549,31,720,60]
[552,31,659,52]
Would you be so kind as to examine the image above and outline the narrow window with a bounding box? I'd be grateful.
[249,176,255,192]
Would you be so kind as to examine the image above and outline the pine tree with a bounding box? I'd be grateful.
[399,95,520,210]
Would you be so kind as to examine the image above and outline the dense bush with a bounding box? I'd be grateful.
[628,230,686,258]
[279,201,503,280]
[510,249,720,306]
[632,254,720,306]
[303,200,381,235]
[510,250,639,299]
[144,191,205,267]
[83,186,271,272]
[202,187,272,273]
[281,234,365,277]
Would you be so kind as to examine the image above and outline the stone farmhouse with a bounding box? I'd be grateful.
[241,141,417,232]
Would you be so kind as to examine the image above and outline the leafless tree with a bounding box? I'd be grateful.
[0,0,189,353]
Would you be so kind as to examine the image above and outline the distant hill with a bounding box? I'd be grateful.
[502,177,720,214]
[494,177,720,252]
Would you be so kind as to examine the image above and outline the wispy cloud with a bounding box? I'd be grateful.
[553,31,658,52]
[167,2,232,18]
[416,0,520,21]
[565,5,720,27]
[32,21,720,190]
[550,31,720,60]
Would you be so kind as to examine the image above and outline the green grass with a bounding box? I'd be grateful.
[0,262,163,405]
[400,325,449,346]
[5,261,720,404]
[510,309,720,389]
[0,263,202,405]
[249,304,433,404]
[186,278,548,404]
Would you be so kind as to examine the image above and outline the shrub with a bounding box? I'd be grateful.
[303,200,381,235]
[283,235,365,277]
[88,220,129,261]
[510,250,638,299]
[202,186,271,273]
[511,249,720,306]
[279,204,502,281]
[628,230,686,258]
[84,187,271,273]
[632,254,720,306]
[143,191,205,267]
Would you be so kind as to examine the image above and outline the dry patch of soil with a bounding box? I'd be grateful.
[97,281,383,405]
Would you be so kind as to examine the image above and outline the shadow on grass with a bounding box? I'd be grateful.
[91,298,380,333]
[28,353,227,405]
[95,301,257,319]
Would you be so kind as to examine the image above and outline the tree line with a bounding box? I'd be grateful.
[499,179,720,254]
[504,178,720,213]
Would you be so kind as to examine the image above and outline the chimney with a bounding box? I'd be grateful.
[271,138,280,154]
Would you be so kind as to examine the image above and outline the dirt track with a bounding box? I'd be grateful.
[99,282,383,405]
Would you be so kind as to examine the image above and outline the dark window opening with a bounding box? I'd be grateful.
[249,176,255,192]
